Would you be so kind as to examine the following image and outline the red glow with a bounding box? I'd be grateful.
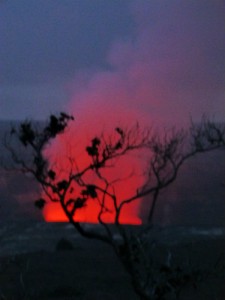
[44,202,142,225]
[43,145,144,224]
[42,98,148,225]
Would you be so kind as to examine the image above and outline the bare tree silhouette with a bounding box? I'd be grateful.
[4,113,225,299]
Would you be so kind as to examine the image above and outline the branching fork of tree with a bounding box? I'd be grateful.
[4,113,225,299]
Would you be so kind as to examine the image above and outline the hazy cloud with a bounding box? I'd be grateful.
[0,0,224,122]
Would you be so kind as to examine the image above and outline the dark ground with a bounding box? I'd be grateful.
[0,222,225,300]
[0,236,137,300]
[0,122,225,299]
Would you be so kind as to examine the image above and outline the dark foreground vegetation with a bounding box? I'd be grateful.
[0,226,225,300]
[1,113,225,299]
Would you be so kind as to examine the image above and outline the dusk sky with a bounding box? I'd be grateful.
[0,0,224,125]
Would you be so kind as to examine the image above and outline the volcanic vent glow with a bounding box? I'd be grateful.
[43,109,146,225]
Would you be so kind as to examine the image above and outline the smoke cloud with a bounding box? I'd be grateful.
[44,1,225,223]
[68,1,225,125]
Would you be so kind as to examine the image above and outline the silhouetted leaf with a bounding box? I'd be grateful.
[86,185,97,198]
[92,137,101,146]
[74,197,86,209]
[34,198,46,209]
[48,169,56,180]
[80,185,97,199]
[19,122,35,146]
[66,198,75,207]
[57,180,68,191]
[86,146,98,156]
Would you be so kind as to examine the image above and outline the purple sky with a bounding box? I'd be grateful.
[0,0,224,123]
